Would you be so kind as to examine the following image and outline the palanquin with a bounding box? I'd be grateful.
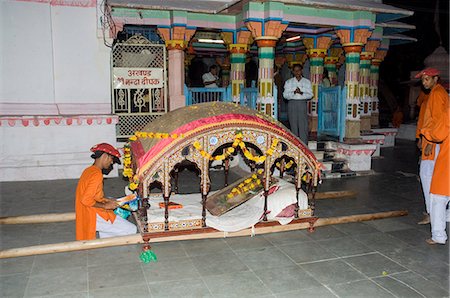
[125,102,321,249]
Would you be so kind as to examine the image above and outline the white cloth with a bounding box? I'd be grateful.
[283,77,313,101]
[202,72,218,88]
[419,144,440,213]
[96,214,137,238]
[429,193,450,244]
[145,178,309,232]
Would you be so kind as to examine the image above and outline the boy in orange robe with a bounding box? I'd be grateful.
[415,69,442,224]
[417,69,450,244]
[75,143,137,240]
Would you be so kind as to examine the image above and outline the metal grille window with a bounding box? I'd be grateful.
[112,34,167,139]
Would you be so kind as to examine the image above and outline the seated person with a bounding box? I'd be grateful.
[75,143,137,240]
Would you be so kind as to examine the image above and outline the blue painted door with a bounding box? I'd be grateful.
[318,86,346,142]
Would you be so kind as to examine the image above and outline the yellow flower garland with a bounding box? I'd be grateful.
[275,160,295,169]
[226,173,261,200]
[128,131,184,141]
[193,133,279,164]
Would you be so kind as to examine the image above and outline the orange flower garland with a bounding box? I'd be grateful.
[226,172,263,200]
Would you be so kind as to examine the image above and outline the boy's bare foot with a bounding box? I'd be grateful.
[426,238,445,245]
[417,214,430,225]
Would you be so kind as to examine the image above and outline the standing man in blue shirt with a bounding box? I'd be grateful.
[283,64,314,144]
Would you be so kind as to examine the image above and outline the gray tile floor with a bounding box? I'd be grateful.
[1,140,449,297]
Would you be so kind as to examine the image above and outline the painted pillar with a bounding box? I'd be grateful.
[222,30,253,102]
[371,48,388,128]
[216,55,231,88]
[336,28,372,139]
[325,47,343,86]
[157,22,196,111]
[359,51,374,132]
[229,45,248,101]
[256,38,277,116]
[285,52,307,68]
[302,35,332,133]
[246,19,287,117]
[324,57,338,86]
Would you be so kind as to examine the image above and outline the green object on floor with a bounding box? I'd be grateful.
[140,250,157,263]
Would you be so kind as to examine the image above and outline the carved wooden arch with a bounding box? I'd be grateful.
[139,123,319,198]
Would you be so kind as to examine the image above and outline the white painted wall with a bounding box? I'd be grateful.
[52,5,111,110]
[1,0,111,114]
[1,1,55,104]
[0,0,118,181]
[0,119,119,181]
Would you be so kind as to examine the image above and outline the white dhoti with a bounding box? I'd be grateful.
[419,144,440,213]
[96,214,137,238]
[430,193,450,244]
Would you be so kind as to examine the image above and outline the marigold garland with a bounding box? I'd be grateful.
[193,133,279,164]
[226,173,261,200]
[122,143,139,191]
[128,131,184,141]
[275,160,295,169]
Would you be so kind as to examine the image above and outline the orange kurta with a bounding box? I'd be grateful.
[421,85,450,196]
[75,166,116,240]
[420,85,447,160]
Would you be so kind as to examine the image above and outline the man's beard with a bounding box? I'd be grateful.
[102,164,113,175]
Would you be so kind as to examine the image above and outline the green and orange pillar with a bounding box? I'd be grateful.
[370,45,388,128]
[336,27,372,139]
[324,46,343,86]
[222,31,253,102]
[359,51,374,132]
[302,35,332,134]
[246,20,287,117]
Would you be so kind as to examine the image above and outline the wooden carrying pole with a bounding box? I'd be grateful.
[0,210,407,259]
[0,191,357,225]
[315,190,357,200]
[0,213,75,225]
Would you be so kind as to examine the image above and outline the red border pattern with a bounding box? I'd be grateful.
[0,115,118,127]
[337,148,375,156]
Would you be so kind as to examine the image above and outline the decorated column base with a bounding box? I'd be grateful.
[345,120,361,139]
[360,116,372,132]
[335,143,376,171]
[0,115,119,181]
[360,134,385,157]
[371,128,398,147]
[309,116,318,136]
[371,112,379,128]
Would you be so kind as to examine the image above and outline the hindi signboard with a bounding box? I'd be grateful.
[113,68,163,89]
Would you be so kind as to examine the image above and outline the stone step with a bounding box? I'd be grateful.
[310,150,324,160]
[321,169,357,179]
[320,158,347,172]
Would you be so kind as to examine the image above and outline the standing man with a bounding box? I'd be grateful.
[415,87,432,224]
[202,65,219,88]
[420,92,449,245]
[75,143,137,240]
[415,68,443,225]
[283,64,313,144]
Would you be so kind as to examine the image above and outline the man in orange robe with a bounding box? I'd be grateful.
[416,69,441,225]
[75,143,137,240]
[418,68,450,244]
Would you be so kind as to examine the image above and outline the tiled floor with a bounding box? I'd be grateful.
[1,140,449,297]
